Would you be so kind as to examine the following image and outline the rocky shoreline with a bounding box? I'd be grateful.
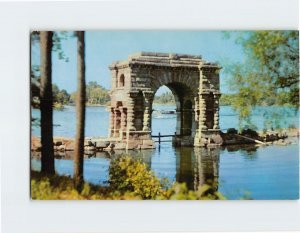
[221,128,299,146]
[31,128,299,152]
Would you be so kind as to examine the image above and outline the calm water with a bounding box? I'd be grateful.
[31,105,299,200]
[32,105,299,137]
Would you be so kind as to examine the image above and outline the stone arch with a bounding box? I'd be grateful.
[108,52,222,149]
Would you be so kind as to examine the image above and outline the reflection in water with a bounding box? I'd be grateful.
[174,147,220,191]
[31,143,299,199]
[31,146,222,191]
[193,148,220,191]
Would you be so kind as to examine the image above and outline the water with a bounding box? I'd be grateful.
[31,105,299,200]
[31,105,299,137]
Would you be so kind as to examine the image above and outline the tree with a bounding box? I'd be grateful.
[224,31,299,127]
[39,31,55,174]
[153,91,175,104]
[74,31,86,189]
[52,84,70,105]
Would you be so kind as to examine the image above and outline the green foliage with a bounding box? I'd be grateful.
[219,93,234,106]
[70,81,110,105]
[109,155,162,199]
[52,84,70,109]
[153,91,175,105]
[31,65,41,108]
[31,171,134,200]
[159,181,225,200]
[31,154,226,200]
[223,31,299,127]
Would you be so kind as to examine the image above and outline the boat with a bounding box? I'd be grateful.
[160,110,176,115]
[152,109,177,118]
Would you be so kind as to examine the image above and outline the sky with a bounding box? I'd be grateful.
[31,30,245,95]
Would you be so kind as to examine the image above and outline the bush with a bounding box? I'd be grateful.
[109,156,162,199]
[158,182,225,200]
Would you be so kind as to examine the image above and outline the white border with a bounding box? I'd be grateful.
[0,1,299,233]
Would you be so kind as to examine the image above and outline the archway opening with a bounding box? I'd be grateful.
[151,85,177,136]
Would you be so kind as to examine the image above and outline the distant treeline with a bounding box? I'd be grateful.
[147,91,295,106]
[153,91,175,105]
[32,81,111,109]
[33,81,294,109]
[151,92,293,106]
[70,81,110,106]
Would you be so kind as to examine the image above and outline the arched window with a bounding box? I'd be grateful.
[119,74,125,87]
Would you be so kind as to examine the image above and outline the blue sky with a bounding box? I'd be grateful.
[31,30,244,95]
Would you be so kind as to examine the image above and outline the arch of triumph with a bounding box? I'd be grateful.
[107,52,223,150]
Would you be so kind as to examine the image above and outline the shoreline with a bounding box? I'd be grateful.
[31,128,300,152]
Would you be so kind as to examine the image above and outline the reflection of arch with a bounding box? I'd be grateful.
[119,74,125,87]
[182,99,193,136]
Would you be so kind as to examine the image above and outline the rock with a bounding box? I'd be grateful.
[114,142,127,150]
[85,146,96,151]
[31,136,41,151]
[87,140,95,146]
[57,144,66,151]
[55,141,63,146]
[274,139,288,146]
[211,134,223,145]
[95,141,110,148]
[227,128,238,135]
[139,144,155,149]
[241,129,259,138]
[65,140,75,151]
[224,139,238,145]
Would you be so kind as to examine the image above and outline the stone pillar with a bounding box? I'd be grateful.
[191,103,196,137]
[110,69,118,89]
[113,109,118,137]
[198,93,207,130]
[213,94,221,129]
[143,91,154,131]
[127,91,138,131]
[109,107,115,137]
[121,108,127,130]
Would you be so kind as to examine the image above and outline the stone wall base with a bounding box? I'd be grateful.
[194,129,223,147]
[173,136,194,147]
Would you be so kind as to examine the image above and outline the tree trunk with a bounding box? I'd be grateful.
[40,31,55,175]
[74,31,86,188]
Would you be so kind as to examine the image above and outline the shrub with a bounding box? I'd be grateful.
[109,156,162,199]
[158,182,225,200]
